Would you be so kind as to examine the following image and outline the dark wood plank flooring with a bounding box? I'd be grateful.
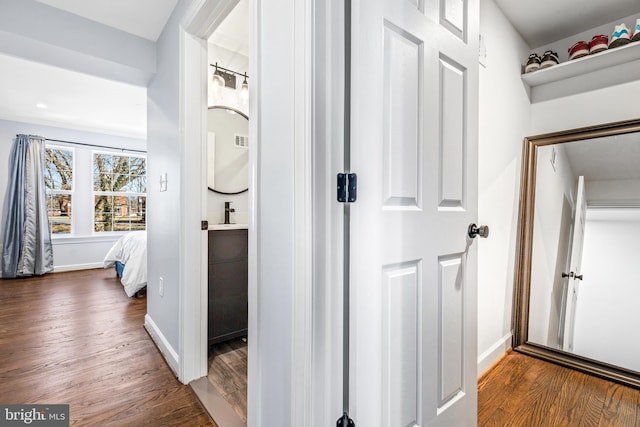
[207,339,247,422]
[478,351,640,426]
[0,269,215,426]
[10,270,640,426]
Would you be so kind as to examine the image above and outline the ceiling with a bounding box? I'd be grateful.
[209,0,249,57]
[0,53,147,139]
[564,133,640,181]
[494,0,640,48]
[34,0,179,41]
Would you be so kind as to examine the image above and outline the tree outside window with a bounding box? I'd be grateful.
[93,153,146,232]
[45,147,73,234]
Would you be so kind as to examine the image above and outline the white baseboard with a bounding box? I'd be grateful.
[52,262,105,272]
[477,332,512,376]
[145,314,180,377]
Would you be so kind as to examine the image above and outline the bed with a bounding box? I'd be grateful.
[103,231,147,297]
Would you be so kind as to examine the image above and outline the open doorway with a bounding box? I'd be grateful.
[191,1,249,424]
[179,0,337,424]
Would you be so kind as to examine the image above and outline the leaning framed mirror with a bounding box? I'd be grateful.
[513,117,640,389]
[207,106,249,195]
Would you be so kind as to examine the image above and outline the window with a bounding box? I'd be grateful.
[93,153,146,232]
[45,147,74,234]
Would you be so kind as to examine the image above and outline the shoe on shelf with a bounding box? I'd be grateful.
[632,19,640,42]
[524,53,541,73]
[609,23,631,48]
[589,34,608,54]
[540,50,559,68]
[568,41,589,60]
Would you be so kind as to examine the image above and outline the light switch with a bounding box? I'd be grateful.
[479,33,487,67]
[160,172,167,192]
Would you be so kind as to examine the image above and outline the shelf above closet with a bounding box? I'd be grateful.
[521,41,640,102]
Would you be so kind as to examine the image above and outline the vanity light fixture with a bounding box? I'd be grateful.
[211,63,227,89]
[209,63,249,101]
[209,64,225,101]
[240,73,249,101]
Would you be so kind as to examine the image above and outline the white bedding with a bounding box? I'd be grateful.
[103,231,147,297]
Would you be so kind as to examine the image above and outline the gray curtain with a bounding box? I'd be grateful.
[1,134,53,278]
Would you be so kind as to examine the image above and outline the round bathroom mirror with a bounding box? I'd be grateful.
[207,106,249,194]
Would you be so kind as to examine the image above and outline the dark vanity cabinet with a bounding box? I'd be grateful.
[208,229,248,346]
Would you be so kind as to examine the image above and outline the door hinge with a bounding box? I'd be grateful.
[336,412,355,427]
[337,173,357,203]
[201,220,209,230]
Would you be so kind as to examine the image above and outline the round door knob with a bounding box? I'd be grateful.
[468,223,489,239]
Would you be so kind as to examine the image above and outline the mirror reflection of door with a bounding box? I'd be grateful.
[562,175,585,352]
[527,132,640,373]
[552,194,573,350]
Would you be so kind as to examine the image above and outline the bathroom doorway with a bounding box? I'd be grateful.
[179,0,337,424]
[197,0,250,423]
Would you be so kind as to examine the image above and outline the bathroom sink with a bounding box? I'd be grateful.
[208,223,248,230]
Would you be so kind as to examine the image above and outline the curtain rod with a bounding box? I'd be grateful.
[43,138,146,154]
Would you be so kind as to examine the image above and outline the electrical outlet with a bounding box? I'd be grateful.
[159,277,164,297]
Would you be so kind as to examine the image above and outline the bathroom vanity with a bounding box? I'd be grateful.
[208,226,248,346]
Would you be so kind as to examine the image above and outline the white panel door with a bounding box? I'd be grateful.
[563,175,586,352]
[349,0,479,425]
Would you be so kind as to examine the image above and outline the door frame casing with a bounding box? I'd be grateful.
[177,0,344,425]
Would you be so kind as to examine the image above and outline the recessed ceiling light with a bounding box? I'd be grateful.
[36,103,48,109]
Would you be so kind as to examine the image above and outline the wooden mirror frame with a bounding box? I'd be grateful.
[512,117,640,389]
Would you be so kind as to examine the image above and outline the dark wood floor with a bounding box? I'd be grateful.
[478,351,640,426]
[208,338,247,422]
[10,270,640,426]
[0,269,215,426]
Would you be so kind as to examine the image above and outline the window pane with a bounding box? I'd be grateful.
[106,196,146,232]
[93,152,146,233]
[93,172,113,191]
[94,153,113,174]
[130,196,146,228]
[112,172,130,192]
[47,194,72,234]
[45,148,73,190]
[94,195,113,232]
[130,157,146,175]
[113,155,130,175]
[126,176,146,193]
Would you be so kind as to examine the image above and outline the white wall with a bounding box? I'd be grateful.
[145,0,194,364]
[587,178,640,206]
[477,0,531,374]
[531,79,640,134]
[0,119,146,272]
[528,145,575,347]
[573,211,640,372]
